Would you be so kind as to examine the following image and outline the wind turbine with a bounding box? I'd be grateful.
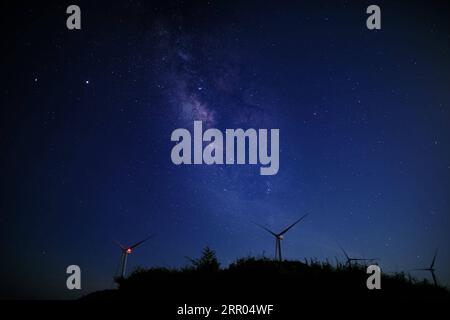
[254,213,308,261]
[115,234,153,278]
[414,249,438,286]
[338,244,376,267]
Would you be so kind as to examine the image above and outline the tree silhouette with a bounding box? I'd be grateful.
[187,246,220,272]
[84,250,450,300]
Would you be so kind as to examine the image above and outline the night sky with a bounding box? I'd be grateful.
[1,0,450,299]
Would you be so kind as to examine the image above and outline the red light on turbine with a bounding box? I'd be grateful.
[126,248,132,254]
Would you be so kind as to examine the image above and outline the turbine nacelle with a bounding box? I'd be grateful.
[278,235,284,240]
[126,248,132,254]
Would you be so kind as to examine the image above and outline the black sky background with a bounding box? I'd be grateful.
[1,0,450,299]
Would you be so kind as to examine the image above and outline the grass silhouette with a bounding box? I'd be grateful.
[83,247,449,300]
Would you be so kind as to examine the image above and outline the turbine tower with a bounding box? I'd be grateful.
[338,245,376,267]
[414,248,438,286]
[115,234,153,278]
[254,213,308,261]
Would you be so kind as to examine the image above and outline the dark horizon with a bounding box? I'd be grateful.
[1,0,450,299]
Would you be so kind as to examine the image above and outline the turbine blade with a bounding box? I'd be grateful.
[114,240,125,250]
[130,234,153,249]
[338,244,350,260]
[430,248,438,269]
[431,270,437,286]
[252,222,277,237]
[279,213,309,236]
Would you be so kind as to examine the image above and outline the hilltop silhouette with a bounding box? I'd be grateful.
[83,247,449,300]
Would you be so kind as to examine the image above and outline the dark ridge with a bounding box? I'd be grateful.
[82,248,449,300]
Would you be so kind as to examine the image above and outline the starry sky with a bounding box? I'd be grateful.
[1,0,450,299]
